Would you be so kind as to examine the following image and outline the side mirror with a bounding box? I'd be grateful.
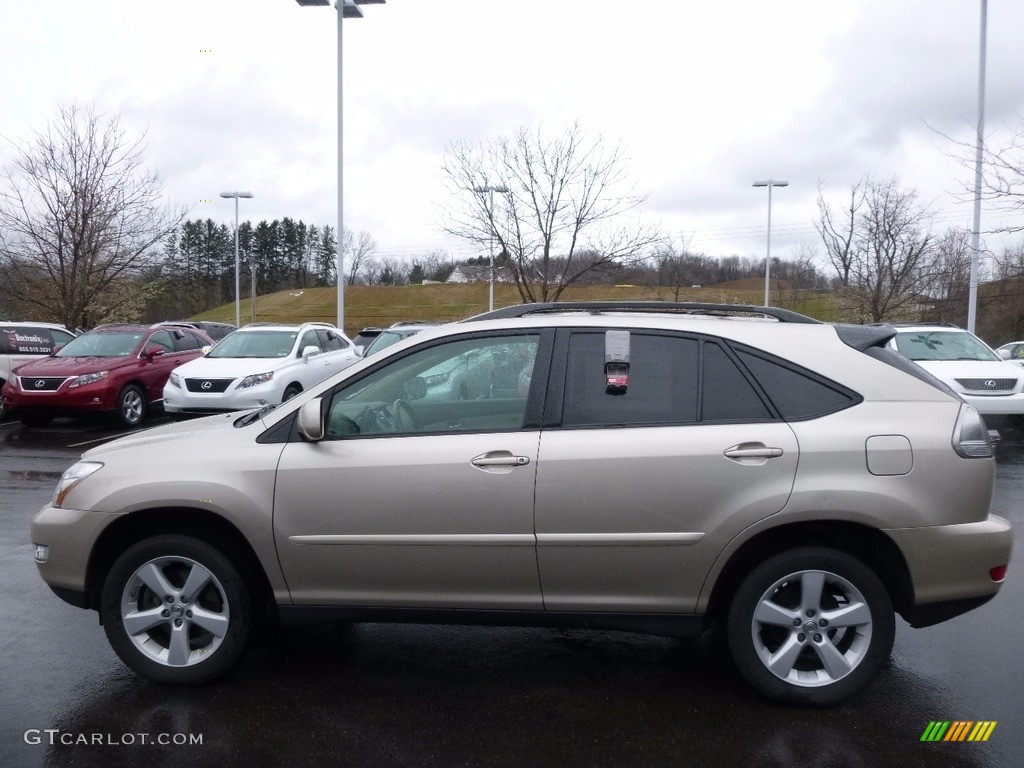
[354,346,365,357]
[145,346,166,360]
[297,398,325,441]
[997,349,1011,360]
[301,345,320,362]
[201,345,213,355]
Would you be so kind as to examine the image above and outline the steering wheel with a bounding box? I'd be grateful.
[391,399,419,432]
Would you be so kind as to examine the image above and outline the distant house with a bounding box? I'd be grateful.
[447,264,516,284]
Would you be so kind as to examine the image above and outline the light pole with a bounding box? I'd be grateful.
[294,0,385,334]
[220,191,253,327]
[473,184,509,312]
[752,180,788,307]
[967,0,988,334]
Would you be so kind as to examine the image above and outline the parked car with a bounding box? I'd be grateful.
[352,326,384,352]
[2,323,211,427]
[158,320,237,343]
[32,302,1012,705]
[162,322,359,415]
[360,321,436,356]
[888,324,1024,434]
[0,321,78,420]
[995,340,1024,363]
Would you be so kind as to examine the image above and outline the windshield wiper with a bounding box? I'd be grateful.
[234,403,277,427]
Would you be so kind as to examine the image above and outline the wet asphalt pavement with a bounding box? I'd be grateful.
[0,416,1021,768]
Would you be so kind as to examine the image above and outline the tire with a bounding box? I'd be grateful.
[116,384,146,428]
[100,535,255,685]
[726,547,894,706]
[282,383,303,402]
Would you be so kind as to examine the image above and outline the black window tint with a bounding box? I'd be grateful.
[563,332,698,426]
[317,329,343,351]
[172,331,201,351]
[702,343,772,421]
[735,348,858,420]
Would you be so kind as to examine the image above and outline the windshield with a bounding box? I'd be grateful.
[55,331,144,358]
[895,331,999,362]
[208,330,297,359]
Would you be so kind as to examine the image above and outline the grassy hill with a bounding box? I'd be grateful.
[192,281,836,337]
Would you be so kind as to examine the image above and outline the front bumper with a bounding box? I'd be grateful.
[31,505,124,610]
[163,382,278,413]
[3,381,119,415]
[959,392,1024,416]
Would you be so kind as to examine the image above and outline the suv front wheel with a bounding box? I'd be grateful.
[726,547,895,706]
[116,384,146,427]
[100,535,254,685]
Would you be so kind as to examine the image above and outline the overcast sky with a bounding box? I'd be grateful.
[3,0,1024,270]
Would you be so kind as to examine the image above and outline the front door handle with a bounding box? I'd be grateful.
[471,451,531,474]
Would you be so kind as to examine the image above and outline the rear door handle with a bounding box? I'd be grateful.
[724,444,784,460]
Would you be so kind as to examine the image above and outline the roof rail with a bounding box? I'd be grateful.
[464,301,820,324]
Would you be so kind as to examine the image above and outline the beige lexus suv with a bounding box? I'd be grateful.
[32,302,1013,705]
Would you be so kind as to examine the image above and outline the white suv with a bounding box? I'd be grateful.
[163,322,358,414]
[889,324,1024,433]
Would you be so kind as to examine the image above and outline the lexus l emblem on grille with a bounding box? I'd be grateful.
[201,381,213,391]
[985,380,996,389]
[35,379,45,389]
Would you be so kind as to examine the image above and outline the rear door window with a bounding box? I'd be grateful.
[558,330,856,427]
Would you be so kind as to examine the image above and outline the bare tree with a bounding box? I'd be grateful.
[816,177,937,322]
[992,241,1024,280]
[440,122,662,303]
[344,229,378,287]
[816,178,865,288]
[0,105,185,328]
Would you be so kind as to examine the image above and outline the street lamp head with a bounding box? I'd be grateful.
[752,180,789,188]
[220,191,254,199]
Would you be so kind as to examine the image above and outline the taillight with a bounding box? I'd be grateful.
[952,404,994,458]
[990,565,1008,582]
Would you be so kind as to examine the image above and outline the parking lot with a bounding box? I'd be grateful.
[1,414,1021,768]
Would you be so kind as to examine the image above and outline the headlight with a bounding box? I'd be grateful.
[168,372,182,388]
[68,371,109,388]
[52,461,104,508]
[237,372,274,389]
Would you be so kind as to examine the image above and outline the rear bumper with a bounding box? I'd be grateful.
[886,514,1012,622]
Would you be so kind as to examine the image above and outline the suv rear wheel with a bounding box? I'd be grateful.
[726,547,895,706]
[100,535,254,685]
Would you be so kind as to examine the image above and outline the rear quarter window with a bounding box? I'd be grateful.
[732,347,861,420]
